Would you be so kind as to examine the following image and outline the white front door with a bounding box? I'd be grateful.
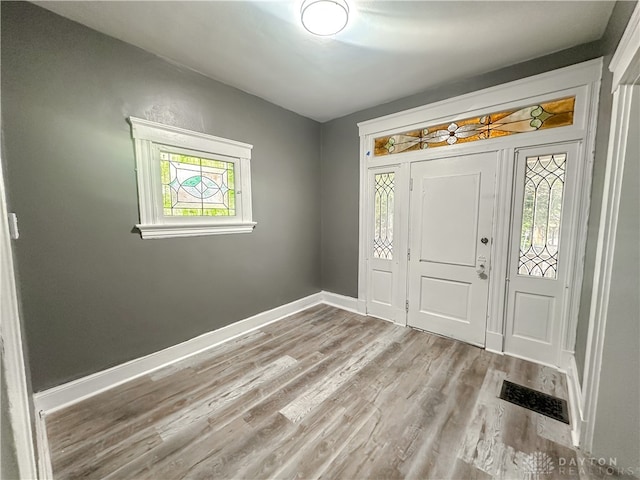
[504,143,579,364]
[407,152,497,346]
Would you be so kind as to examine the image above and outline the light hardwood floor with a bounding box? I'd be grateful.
[44,305,600,479]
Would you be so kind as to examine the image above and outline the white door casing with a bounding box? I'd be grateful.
[407,152,497,346]
[504,142,580,365]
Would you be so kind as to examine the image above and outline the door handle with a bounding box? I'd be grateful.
[480,237,489,244]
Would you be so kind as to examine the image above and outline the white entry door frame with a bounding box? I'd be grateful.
[357,59,602,368]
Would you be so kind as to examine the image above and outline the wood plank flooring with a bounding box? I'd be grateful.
[44,305,596,479]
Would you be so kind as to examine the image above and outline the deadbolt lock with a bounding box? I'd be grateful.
[480,237,489,244]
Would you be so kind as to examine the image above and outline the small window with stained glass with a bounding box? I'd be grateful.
[159,150,236,218]
[129,117,255,239]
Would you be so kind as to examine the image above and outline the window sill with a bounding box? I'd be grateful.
[136,222,257,239]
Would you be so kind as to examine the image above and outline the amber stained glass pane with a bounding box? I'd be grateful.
[374,97,575,157]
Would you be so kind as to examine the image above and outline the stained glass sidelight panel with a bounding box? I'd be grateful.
[160,151,236,217]
[373,172,395,260]
[374,97,575,156]
[518,154,566,278]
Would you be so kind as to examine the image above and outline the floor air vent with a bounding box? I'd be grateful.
[499,380,570,424]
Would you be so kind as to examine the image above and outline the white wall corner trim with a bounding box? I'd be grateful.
[581,89,636,451]
[33,291,363,415]
[0,154,39,477]
[610,2,640,91]
[580,14,640,451]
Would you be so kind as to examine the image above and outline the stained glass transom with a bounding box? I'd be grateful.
[374,97,575,157]
[160,152,235,217]
[518,154,566,279]
[373,172,395,260]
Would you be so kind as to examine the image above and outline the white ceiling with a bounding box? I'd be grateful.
[36,1,614,122]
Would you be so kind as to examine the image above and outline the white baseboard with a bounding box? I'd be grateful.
[31,289,584,452]
[34,291,326,414]
[485,331,504,354]
[33,291,363,415]
[561,352,584,447]
[322,291,360,313]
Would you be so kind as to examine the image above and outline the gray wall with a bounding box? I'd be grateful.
[592,87,639,472]
[1,2,321,392]
[320,42,603,297]
[574,0,638,383]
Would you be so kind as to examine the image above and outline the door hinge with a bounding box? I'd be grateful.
[409,178,413,191]
[405,300,409,312]
[407,248,411,261]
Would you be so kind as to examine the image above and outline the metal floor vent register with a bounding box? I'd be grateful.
[499,380,570,424]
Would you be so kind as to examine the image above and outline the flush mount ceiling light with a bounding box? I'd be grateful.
[300,0,349,36]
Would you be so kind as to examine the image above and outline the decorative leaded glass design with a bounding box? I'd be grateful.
[160,152,235,217]
[374,97,575,156]
[518,154,566,278]
[373,172,394,260]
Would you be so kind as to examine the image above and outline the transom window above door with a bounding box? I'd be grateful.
[373,97,575,157]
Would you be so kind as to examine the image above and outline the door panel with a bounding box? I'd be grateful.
[511,292,554,342]
[505,143,579,364]
[408,152,497,346]
[419,276,471,322]
[371,269,393,305]
[419,174,479,266]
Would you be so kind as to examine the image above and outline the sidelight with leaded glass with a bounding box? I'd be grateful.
[518,153,566,279]
[373,172,395,260]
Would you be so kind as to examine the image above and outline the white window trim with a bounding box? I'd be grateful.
[129,117,256,239]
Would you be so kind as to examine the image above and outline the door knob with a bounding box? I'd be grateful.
[480,237,489,244]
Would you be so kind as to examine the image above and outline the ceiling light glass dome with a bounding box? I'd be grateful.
[300,0,349,36]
